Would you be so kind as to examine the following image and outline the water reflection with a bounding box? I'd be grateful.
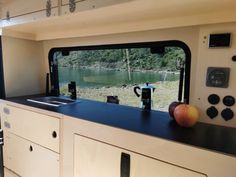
[59,67,179,88]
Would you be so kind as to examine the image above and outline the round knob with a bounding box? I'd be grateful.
[221,108,234,121]
[208,94,220,105]
[223,96,235,107]
[52,131,57,138]
[206,106,218,119]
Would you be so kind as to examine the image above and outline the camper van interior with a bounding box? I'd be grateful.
[0,0,235,177]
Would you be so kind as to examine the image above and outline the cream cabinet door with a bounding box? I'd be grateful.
[4,132,59,177]
[74,135,206,177]
[4,168,20,177]
[74,134,121,177]
[130,153,205,177]
[61,0,131,15]
[2,0,58,18]
[1,0,59,27]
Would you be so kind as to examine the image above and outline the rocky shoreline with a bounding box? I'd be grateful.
[61,81,179,111]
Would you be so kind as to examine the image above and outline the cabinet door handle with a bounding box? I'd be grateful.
[29,145,33,152]
[0,129,3,145]
[52,131,57,138]
[120,152,130,177]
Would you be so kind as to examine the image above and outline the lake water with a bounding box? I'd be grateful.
[58,67,179,88]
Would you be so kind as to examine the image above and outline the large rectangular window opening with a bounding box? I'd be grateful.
[49,41,191,112]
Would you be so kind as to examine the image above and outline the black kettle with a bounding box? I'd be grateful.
[134,83,155,110]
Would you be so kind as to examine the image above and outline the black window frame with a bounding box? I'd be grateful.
[48,40,191,103]
[0,37,6,99]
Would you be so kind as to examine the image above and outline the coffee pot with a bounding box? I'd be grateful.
[134,83,155,110]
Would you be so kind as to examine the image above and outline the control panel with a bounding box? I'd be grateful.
[193,27,236,128]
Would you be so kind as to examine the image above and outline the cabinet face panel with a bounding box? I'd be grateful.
[74,135,121,177]
[2,0,58,18]
[61,0,130,6]
[1,105,60,152]
[131,153,205,177]
[74,135,206,177]
[3,132,59,177]
[61,0,131,15]
[4,168,20,177]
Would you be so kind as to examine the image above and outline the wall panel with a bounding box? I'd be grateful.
[2,36,45,97]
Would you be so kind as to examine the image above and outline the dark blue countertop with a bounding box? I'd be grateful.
[6,95,236,157]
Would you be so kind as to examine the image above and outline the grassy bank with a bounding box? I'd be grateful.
[61,81,179,111]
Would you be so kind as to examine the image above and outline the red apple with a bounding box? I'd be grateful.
[174,104,199,127]
[168,101,183,119]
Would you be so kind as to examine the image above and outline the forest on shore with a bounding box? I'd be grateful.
[56,47,185,72]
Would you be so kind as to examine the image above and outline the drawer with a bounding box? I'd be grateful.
[4,168,20,177]
[1,105,60,152]
[74,134,206,177]
[4,132,59,177]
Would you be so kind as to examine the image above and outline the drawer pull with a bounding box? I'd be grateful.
[29,145,33,152]
[120,152,130,177]
[52,131,57,138]
[0,138,3,145]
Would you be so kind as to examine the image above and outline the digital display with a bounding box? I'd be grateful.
[209,33,231,48]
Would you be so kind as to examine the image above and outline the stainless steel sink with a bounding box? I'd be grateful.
[27,96,77,107]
